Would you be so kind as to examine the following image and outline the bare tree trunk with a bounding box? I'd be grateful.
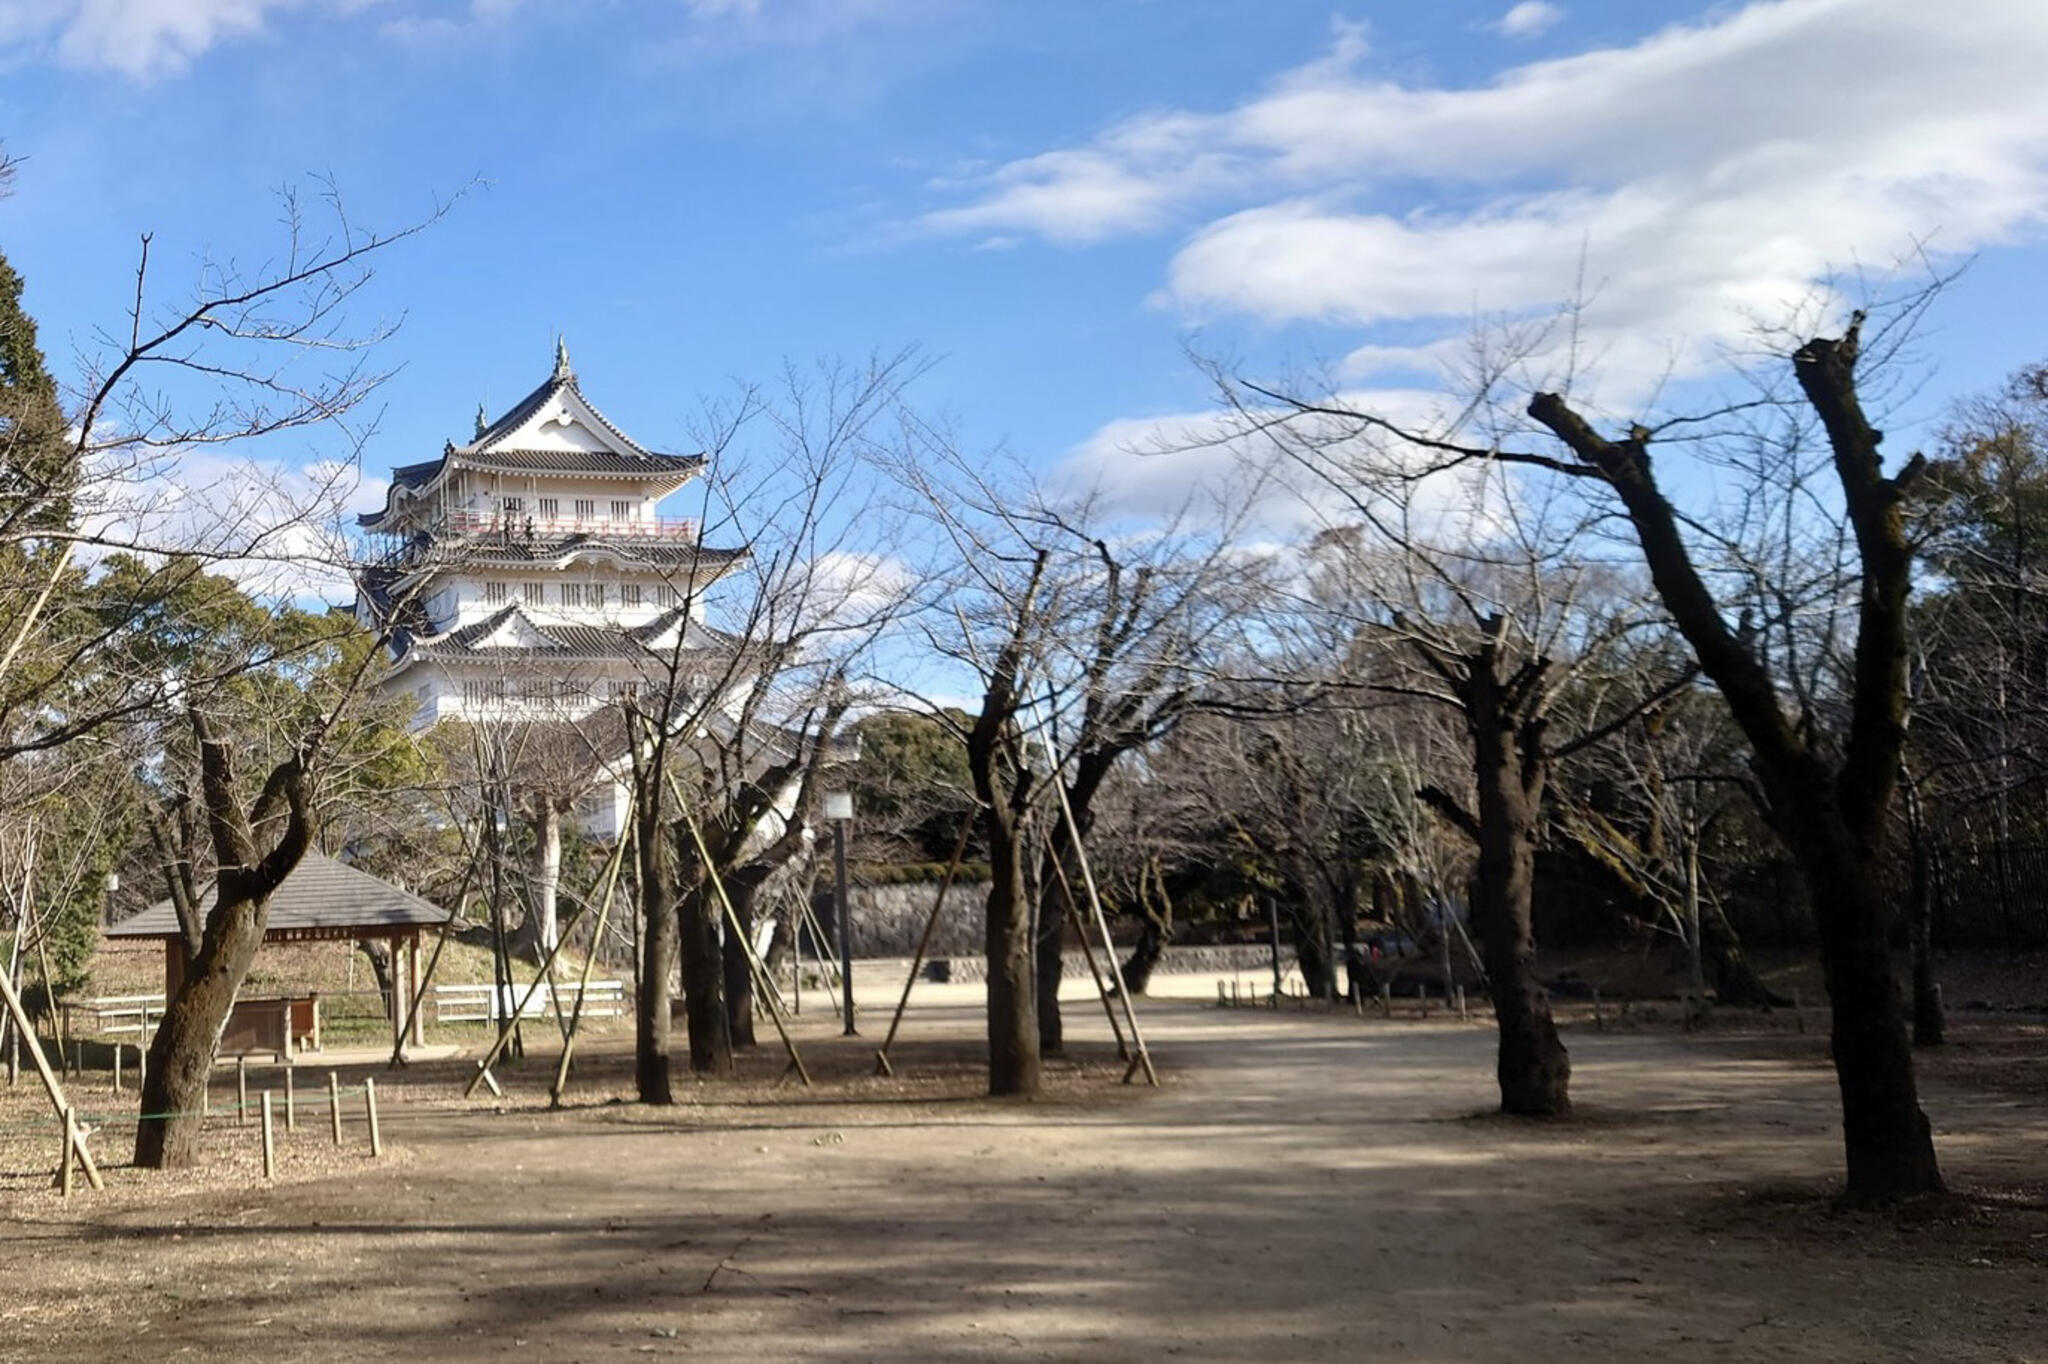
[1530,326,1943,1199]
[136,717,310,1169]
[982,802,1039,1096]
[135,889,271,1168]
[1288,894,1338,1000]
[1904,777,1944,1047]
[721,875,759,1050]
[633,788,675,1105]
[514,797,563,961]
[1119,858,1174,996]
[675,856,732,1077]
[1468,673,1571,1117]
[1034,848,1067,1055]
[1806,836,1943,1198]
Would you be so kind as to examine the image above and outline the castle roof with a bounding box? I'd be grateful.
[400,603,747,666]
[360,345,705,531]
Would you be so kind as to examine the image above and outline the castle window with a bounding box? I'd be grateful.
[589,582,607,610]
[484,580,508,605]
[653,584,675,607]
[560,582,583,608]
[522,581,544,608]
[620,584,642,608]
[501,496,523,516]
[574,498,596,522]
[611,500,635,521]
[538,497,559,520]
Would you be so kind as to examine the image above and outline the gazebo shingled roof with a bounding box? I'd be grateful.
[107,851,452,945]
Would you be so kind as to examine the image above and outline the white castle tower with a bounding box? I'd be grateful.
[355,340,748,731]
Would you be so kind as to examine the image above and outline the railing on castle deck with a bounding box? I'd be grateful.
[441,510,700,540]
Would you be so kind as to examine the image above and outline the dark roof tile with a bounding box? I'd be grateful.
[107,852,452,939]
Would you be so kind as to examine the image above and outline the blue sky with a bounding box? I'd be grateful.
[2,0,2046,549]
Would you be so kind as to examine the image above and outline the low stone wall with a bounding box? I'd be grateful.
[823,882,990,959]
[879,942,1281,986]
[817,883,1279,983]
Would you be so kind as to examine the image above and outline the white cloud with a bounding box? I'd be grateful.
[674,0,941,46]
[77,444,384,603]
[1,0,918,74]
[922,0,2048,405]
[1494,2,1563,40]
[1056,387,1462,536]
[0,0,310,77]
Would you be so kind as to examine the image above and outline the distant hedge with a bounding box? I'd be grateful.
[853,861,994,887]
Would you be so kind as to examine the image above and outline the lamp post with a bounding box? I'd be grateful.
[824,792,856,1036]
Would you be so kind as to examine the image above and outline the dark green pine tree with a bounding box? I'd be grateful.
[0,247,74,533]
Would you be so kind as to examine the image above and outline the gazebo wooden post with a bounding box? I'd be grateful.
[389,932,406,1059]
[408,931,425,1046]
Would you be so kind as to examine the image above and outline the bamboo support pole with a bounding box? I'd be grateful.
[794,894,844,1017]
[284,1064,296,1131]
[59,1105,75,1198]
[462,806,638,1099]
[1036,728,1157,1087]
[365,1077,383,1158]
[261,1092,275,1180]
[550,818,636,1107]
[236,1057,248,1126]
[664,772,812,1088]
[387,824,489,1070]
[873,817,974,1076]
[328,1071,342,1146]
[111,1044,121,1093]
[1047,854,1128,1060]
[0,953,100,1189]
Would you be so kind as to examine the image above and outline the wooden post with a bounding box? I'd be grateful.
[364,1077,383,1158]
[1419,982,1428,1018]
[236,1056,248,1126]
[59,1104,75,1198]
[284,1064,296,1132]
[111,1043,121,1093]
[260,1091,275,1180]
[1456,986,1468,1022]
[389,942,406,1060]
[328,1071,342,1146]
[408,932,425,1047]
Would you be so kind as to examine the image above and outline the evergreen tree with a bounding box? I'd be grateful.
[0,249,73,534]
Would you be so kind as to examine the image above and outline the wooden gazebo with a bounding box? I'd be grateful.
[106,851,453,1057]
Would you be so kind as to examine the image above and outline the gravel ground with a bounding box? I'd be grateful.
[0,975,2041,1362]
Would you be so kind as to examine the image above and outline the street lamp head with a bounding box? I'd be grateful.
[822,792,854,823]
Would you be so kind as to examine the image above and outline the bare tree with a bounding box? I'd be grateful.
[620,354,915,1096]
[1249,307,1945,1201]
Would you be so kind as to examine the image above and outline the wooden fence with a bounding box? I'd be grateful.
[433,980,627,1023]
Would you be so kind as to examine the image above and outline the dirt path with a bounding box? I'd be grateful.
[2,995,2043,1362]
